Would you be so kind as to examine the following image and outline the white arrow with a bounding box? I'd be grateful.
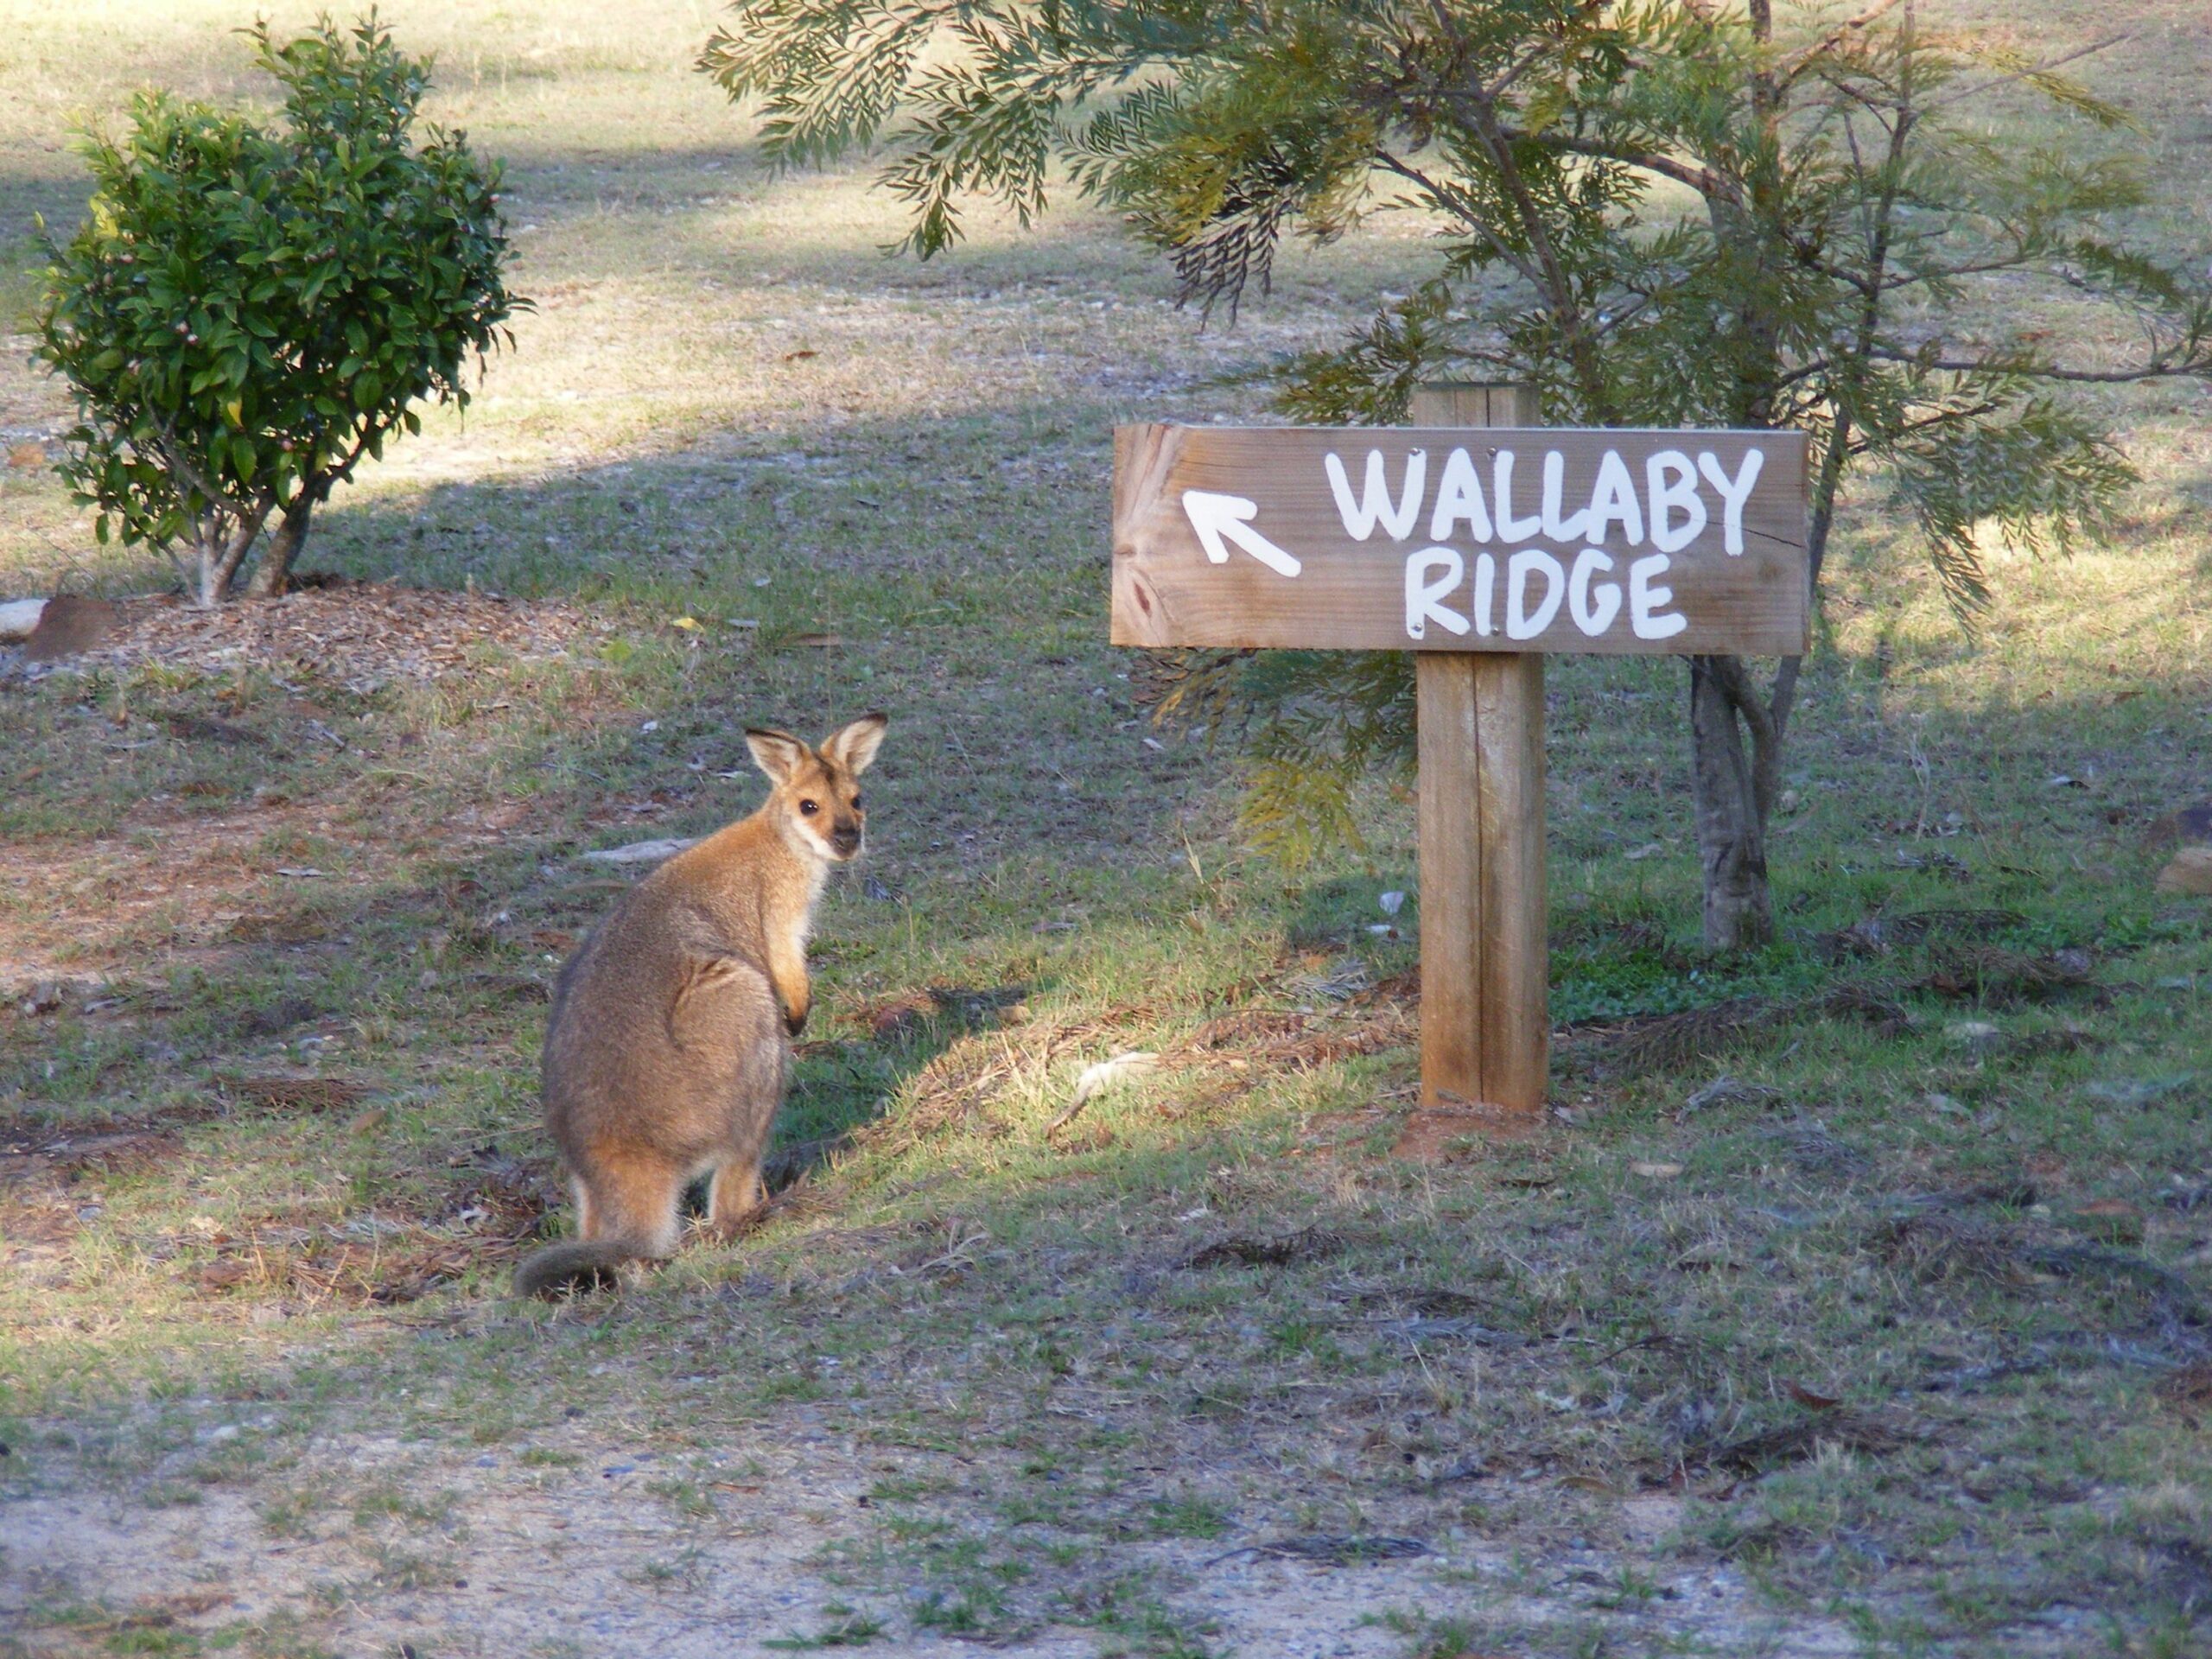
[1181,490,1302,578]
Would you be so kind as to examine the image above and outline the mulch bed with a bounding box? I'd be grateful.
[7,576,607,695]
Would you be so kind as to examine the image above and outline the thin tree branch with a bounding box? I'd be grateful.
[1840,397,2007,457]
[1484,36,1564,104]
[1591,288,1669,340]
[1770,356,1836,392]
[1777,0,1910,92]
[147,419,232,516]
[1515,128,1742,206]
[1866,345,2210,383]
[1919,34,2132,116]
[1447,86,1616,419]
[1374,151,1547,290]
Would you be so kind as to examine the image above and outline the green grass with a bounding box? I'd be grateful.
[3,2,2212,1656]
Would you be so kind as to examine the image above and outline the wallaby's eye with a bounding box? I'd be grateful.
[799,799,819,816]
[849,794,863,811]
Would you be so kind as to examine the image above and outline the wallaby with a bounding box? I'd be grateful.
[514,713,887,1298]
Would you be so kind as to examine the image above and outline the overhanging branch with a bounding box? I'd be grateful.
[1867,344,2212,384]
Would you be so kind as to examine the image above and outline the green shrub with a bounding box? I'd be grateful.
[33,15,526,605]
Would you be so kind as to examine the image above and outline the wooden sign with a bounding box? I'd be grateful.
[1109,387,1811,1147]
[1113,423,1808,656]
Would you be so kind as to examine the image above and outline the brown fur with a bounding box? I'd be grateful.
[514,713,887,1298]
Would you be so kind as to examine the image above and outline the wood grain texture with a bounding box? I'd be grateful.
[1112,421,1808,655]
[1472,651,1547,1112]
[1416,652,1483,1105]
[1409,385,1547,1125]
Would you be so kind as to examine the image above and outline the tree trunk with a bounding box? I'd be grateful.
[191,507,268,608]
[246,497,314,598]
[194,525,226,610]
[1688,654,1777,950]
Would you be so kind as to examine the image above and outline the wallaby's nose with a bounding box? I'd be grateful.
[830,822,862,857]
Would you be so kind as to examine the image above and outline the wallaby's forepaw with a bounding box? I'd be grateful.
[706,1208,764,1245]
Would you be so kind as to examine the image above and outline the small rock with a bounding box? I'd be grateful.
[18,980,68,1016]
[1631,1161,1685,1179]
[0,597,47,640]
[1945,1020,2003,1055]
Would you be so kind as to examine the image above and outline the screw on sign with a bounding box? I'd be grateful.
[1111,385,1808,1150]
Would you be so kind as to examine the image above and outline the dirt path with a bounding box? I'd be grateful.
[7,1420,1885,1658]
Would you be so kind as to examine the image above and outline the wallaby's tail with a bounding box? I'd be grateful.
[513,1238,648,1299]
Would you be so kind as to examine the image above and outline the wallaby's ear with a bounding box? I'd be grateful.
[744,728,808,785]
[822,711,888,776]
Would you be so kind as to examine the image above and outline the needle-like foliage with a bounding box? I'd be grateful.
[702,0,2211,946]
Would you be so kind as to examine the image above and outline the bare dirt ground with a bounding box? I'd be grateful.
[5,1424,1866,1658]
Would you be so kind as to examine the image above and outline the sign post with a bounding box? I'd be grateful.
[1408,385,1545,1147]
[1111,389,1808,1146]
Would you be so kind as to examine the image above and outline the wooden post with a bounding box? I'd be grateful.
[1109,397,1809,1147]
[1397,383,1548,1152]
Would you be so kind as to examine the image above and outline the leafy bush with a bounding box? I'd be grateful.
[33,16,524,605]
